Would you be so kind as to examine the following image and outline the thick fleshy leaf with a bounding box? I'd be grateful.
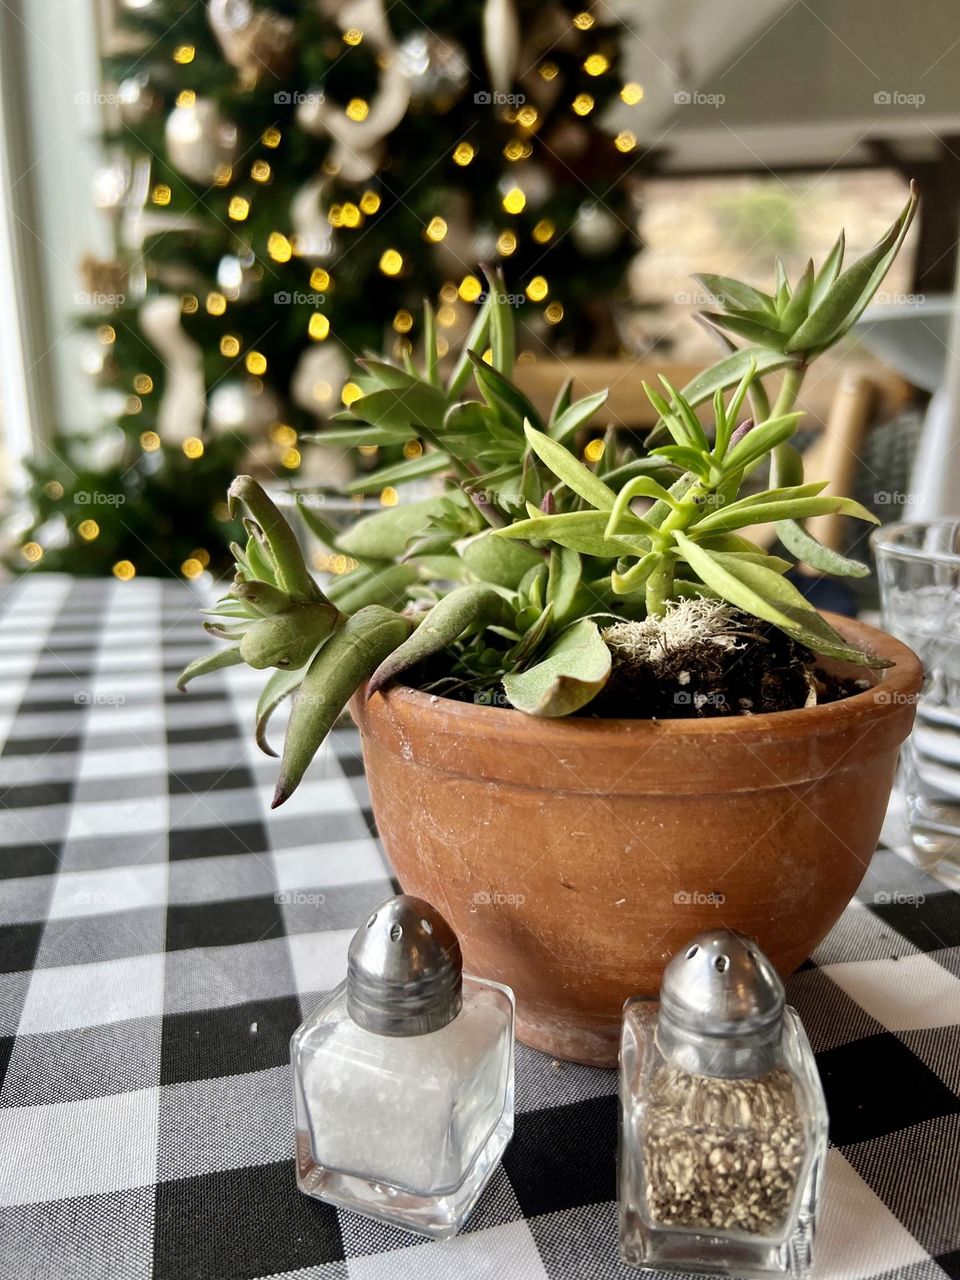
[694,274,777,316]
[548,377,574,430]
[547,546,581,623]
[720,413,803,474]
[694,492,877,535]
[423,301,440,388]
[523,424,617,511]
[809,231,844,311]
[549,389,609,442]
[787,183,918,352]
[468,352,541,428]
[326,564,419,614]
[228,478,323,603]
[345,384,449,433]
[367,584,503,697]
[239,603,340,670]
[256,663,310,757]
[459,529,542,587]
[502,618,611,717]
[229,580,290,615]
[355,357,420,391]
[274,607,414,806]
[611,549,660,595]
[310,423,413,447]
[336,496,449,559]
[344,452,448,493]
[779,259,815,334]
[497,511,651,557]
[176,646,243,691]
[446,292,494,396]
[775,519,870,578]
[702,312,786,349]
[488,272,515,377]
[674,533,888,666]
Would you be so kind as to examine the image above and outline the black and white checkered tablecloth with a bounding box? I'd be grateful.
[0,574,959,1280]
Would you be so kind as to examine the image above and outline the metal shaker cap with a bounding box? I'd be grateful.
[657,930,785,1078]
[347,895,463,1036]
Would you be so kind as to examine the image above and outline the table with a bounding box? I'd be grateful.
[0,574,958,1280]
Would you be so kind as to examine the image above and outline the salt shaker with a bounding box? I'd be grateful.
[291,895,515,1238]
[619,930,827,1276]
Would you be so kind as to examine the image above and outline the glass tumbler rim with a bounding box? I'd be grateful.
[871,519,960,567]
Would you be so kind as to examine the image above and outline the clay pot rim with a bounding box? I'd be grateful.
[363,612,922,744]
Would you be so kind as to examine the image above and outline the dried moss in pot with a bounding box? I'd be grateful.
[596,599,816,719]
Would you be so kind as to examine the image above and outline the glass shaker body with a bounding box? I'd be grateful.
[292,975,514,1238]
[620,999,827,1276]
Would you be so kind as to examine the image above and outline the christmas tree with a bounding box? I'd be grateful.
[10,0,644,580]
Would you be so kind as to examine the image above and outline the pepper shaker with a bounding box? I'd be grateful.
[291,895,515,1238]
[619,930,827,1276]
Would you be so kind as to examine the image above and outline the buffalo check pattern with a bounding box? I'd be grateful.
[0,573,958,1280]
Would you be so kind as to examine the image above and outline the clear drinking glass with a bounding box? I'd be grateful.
[873,520,960,883]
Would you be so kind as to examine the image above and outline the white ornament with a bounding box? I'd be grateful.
[290,177,335,260]
[165,98,238,185]
[138,296,206,445]
[290,344,349,416]
[298,0,409,180]
[92,159,131,212]
[397,32,469,111]
[208,0,295,83]
[483,0,520,98]
[572,201,623,256]
[208,380,281,434]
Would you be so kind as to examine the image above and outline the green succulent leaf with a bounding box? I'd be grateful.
[809,230,845,311]
[368,584,504,698]
[787,182,918,353]
[326,563,419,613]
[721,413,803,474]
[310,424,413,447]
[775,519,871,578]
[779,259,815,334]
[548,377,574,429]
[502,618,611,716]
[498,510,651,557]
[458,529,542,587]
[177,646,244,691]
[702,312,787,350]
[274,606,414,806]
[344,452,448,493]
[523,423,617,511]
[336,496,451,559]
[694,274,777,317]
[239,603,340,670]
[673,533,887,666]
[256,663,311,757]
[343,384,448,434]
[468,352,541,429]
[446,291,494,397]
[549,389,609,442]
[487,272,515,377]
[694,493,877,535]
[547,545,582,624]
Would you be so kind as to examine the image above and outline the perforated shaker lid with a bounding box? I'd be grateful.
[657,929,785,1077]
[347,895,463,1036]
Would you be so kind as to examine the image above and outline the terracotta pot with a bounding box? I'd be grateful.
[349,614,922,1067]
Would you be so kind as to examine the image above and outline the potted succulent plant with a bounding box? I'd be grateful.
[181,186,923,1066]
